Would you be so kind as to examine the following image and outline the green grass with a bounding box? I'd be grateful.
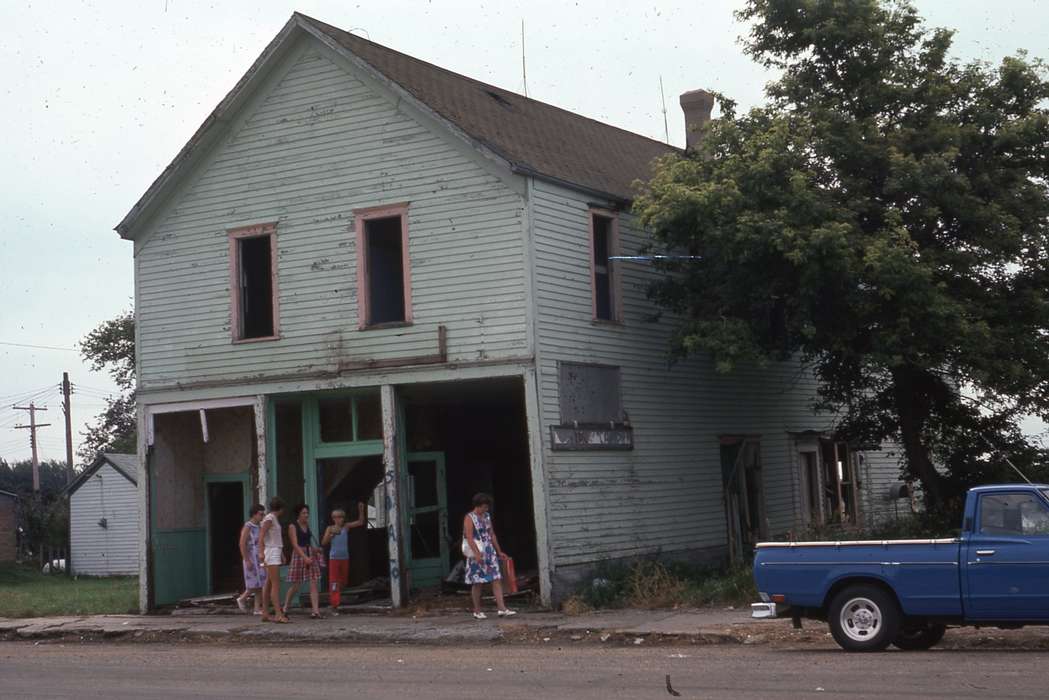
[563,560,758,613]
[0,563,138,618]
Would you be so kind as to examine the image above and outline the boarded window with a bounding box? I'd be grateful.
[552,362,631,450]
[364,215,406,325]
[231,228,277,340]
[558,362,622,424]
[591,213,617,321]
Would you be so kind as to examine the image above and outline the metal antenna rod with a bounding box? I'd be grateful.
[659,76,670,143]
[521,19,529,97]
[609,255,703,263]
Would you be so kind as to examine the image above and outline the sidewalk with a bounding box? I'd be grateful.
[0,607,774,646]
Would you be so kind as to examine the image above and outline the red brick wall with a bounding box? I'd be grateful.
[0,497,16,562]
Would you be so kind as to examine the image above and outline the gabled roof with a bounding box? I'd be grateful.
[66,453,138,497]
[300,15,678,202]
[115,13,677,237]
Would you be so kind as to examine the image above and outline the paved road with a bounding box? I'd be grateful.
[0,641,1042,699]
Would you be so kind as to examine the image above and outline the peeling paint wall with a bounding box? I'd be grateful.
[133,38,528,393]
[530,178,904,597]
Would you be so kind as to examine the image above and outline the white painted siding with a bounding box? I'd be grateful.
[530,178,902,574]
[134,39,527,392]
[70,464,139,576]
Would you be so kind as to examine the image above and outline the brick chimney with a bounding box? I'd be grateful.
[679,89,715,150]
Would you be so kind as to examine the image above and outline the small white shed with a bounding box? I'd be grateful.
[67,453,139,576]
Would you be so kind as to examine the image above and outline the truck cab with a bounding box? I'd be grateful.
[752,484,1049,651]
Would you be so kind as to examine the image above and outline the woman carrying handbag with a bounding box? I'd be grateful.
[462,492,515,620]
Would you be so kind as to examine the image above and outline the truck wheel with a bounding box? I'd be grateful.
[892,623,947,651]
[828,585,901,652]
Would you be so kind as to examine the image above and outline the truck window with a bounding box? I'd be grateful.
[979,493,1049,536]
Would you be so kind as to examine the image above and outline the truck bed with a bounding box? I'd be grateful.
[753,538,963,617]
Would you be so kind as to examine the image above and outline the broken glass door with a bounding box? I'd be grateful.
[404,452,449,589]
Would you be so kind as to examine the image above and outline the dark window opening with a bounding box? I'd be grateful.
[238,235,274,339]
[365,216,406,325]
[592,214,615,321]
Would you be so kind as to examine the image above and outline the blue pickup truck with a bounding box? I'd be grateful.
[752,484,1049,651]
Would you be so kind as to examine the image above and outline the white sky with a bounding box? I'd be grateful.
[0,0,1045,463]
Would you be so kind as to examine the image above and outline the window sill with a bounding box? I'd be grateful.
[360,321,413,331]
[232,334,281,345]
[591,318,625,328]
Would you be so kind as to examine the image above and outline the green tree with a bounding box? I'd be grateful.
[634,0,1049,509]
[78,310,136,462]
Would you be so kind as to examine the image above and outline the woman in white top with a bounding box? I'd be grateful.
[257,497,288,623]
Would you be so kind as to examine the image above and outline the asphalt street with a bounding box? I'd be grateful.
[1,641,1044,699]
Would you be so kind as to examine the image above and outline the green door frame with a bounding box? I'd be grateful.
[203,472,251,594]
[404,451,449,588]
[264,392,384,544]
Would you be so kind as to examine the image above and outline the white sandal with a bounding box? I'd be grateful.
[497,609,517,617]
[472,612,487,620]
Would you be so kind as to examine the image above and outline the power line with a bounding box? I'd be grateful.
[0,384,60,404]
[0,341,78,352]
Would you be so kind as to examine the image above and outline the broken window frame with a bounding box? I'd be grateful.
[589,208,622,323]
[795,435,863,527]
[354,203,413,330]
[228,222,280,343]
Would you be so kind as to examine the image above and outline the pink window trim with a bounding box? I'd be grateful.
[354,202,413,330]
[589,208,622,323]
[227,222,280,343]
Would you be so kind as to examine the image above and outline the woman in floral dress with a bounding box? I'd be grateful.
[463,493,516,620]
[235,504,266,614]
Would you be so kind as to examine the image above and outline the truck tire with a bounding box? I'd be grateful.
[828,585,901,652]
[892,623,947,651]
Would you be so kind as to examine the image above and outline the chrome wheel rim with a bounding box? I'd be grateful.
[839,597,882,642]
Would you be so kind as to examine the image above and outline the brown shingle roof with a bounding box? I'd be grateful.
[300,14,677,202]
[116,14,677,237]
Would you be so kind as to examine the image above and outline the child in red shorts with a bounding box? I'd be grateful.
[321,503,365,613]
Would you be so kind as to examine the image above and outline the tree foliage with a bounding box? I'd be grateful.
[634,0,1049,508]
[78,310,136,463]
[0,459,71,550]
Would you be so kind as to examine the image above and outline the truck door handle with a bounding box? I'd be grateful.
[976,549,996,556]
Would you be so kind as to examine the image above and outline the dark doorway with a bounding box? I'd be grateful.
[207,481,245,594]
[401,378,539,591]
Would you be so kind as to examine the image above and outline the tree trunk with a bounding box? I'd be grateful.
[891,367,944,510]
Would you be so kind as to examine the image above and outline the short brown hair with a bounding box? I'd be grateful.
[472,492,493,508]
[269,497,285,513]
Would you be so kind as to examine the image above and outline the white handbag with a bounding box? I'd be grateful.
[461,537,484,558]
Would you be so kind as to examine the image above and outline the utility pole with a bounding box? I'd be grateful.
[62,373,73,484]
[13,403,51,491]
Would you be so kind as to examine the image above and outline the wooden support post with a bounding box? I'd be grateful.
[381,384,407,608]
[136,403,151,613]
[253,395,268,502]
[522,369,553,606]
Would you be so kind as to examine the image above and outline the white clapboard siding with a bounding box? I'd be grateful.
[530,179,902,568]
[70,464,139,576]
[134,43,527,391]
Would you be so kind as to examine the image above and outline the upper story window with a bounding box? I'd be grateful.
[355,204,412,328]
[590,210,620,322]
[228,223,279,342]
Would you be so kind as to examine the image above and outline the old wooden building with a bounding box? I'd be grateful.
[117,13,906,610]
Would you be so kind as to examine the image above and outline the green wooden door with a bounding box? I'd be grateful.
[404,452,448,588]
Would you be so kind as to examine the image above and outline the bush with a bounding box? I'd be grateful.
[565,559,757,612]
